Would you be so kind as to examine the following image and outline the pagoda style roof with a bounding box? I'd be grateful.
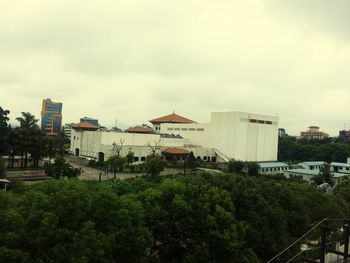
[149,113,195,124]
[126,126,154,134]
[71,122,99,130]
[162,147,190,155]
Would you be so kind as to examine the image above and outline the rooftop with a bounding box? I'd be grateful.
[162,147,190,155]
[285,169,348,178]
[258,162,288,168]
[299,161,326,166]
[126,126,154,134]
[71,122,99,130]
[150,112,195,124]
[331,162,350,168]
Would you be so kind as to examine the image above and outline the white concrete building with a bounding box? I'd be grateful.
[331,162,350,174]
[70,111,279,163]
[284,169,348,185]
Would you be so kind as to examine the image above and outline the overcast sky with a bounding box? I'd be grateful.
[0,0,349,136]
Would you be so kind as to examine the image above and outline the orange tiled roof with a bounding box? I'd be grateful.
[71,122,99,129]
[162,147,190,155]
[126,126,154,134]
[149,113,195,124]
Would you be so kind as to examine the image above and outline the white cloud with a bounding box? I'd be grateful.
[0,0,349,135]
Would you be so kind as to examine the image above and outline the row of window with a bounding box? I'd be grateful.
[249,119,273,125]
[261,167,288,172]
[167,127,204,131]
[132,156,216,162]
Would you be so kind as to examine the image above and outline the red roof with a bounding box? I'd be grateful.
[149,113,195,124]
[126,126,154,134]
[162,147,190,155]
[71,122,99,130]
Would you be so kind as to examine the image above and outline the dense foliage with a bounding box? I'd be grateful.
[0,107,68,168]
[278,137,350,163]
[1,173,349,262]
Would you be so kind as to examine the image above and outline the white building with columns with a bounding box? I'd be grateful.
[70,111,279,163]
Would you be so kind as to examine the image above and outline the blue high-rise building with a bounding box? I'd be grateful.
[41,98,63,135]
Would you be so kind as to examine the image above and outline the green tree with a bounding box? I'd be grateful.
[247,162,259,176]
[228,160,245,174]
[106,155,126,179]
[45,155,82,179]
[145,155,165,180]
[126,151,134,164]
[0,107,11,156]
[0,157,6,178]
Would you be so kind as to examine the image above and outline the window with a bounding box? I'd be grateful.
[250,119,257,123]
[266,121,272,125]
[203,156,207,161]
[167,128,173,131]
[181,128,188,131]
[174,128,180,131]
[258,120,265,124]
[141,157,146,161]
[197,128,204,131]
[134,157,139,161]
[189,128,195,131]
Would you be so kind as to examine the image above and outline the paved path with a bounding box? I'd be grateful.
[66,156,144,181]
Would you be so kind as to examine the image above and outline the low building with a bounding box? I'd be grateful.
[80,117,99,126]
[298,161,326,171]
[258,162,289,175]
[284,169,348,184]
[162,147,190,161]
[300,126,329,140]
[331,162,350,174]
[339,130,350,140]
[126,125,154,134]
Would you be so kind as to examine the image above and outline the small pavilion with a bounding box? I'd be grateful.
[161,147,190,162]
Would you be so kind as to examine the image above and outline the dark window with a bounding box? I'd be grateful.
[258,120,265,124]
[265,121,272,124]
[141,157,146,161]
[134,157,139,161]
[250,119,257,123]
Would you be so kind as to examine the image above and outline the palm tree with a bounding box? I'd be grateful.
[16,112,39,167]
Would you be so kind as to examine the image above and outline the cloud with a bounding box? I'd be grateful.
[0,0,349,135]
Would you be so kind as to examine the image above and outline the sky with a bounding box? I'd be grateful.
[0,0,349,136]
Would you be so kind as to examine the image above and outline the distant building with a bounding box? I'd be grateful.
[298,161,326,171]
[63,123,74,139]
[339,130,350,140]
[80,117,99,126]
[300,126,328,140]
[284,169,347,184]
[258,162,289,175]
[41,98,63,135]
[149,112,195,133]
[278,128,287,138]
[126,125,154,134]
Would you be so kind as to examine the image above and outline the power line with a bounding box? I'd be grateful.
[267,218,350,263]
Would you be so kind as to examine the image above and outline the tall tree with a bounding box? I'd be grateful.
[0,107,11,156]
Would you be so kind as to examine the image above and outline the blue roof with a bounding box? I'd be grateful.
[331,162,350,168]
[258,162,288,168]
[299,161,326,166]
[285,169,348,178]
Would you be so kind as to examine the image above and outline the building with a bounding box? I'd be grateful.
[298,161,326,171]
[63,123,74,140]
[284,168,348,185]
[278,128,287,138]
[331,162,350,174]
[126,125,154,134]
[70,111,279,163]
[258,162,289,175]
[41,98,63,135]
[300,126,329,140]
[80,117,99,126]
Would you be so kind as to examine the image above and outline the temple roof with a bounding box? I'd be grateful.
[71,122,99,130]
[162,147,190,155]
[149,113,195,124]
[126,126,154,134]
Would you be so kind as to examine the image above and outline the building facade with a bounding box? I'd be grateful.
[70,111,279,163]
[41,98,63,135]
[300,126,328,140]
[80,117,99,126]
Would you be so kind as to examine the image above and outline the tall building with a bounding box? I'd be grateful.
[41,98,63,135]
[300,126,328,140]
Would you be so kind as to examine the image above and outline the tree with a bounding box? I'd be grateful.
[0,157,6,178]
[106,155,126,179]
[147,139,161,156]
[228,160,245,174]
[112,139,124,157]
[44,155,82,179]
[311,163,333,186]
[0,107,11,156]
[186,151,197,170]
[145,155,165,179]
[126,151,134,164]
[247,162,259,176]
